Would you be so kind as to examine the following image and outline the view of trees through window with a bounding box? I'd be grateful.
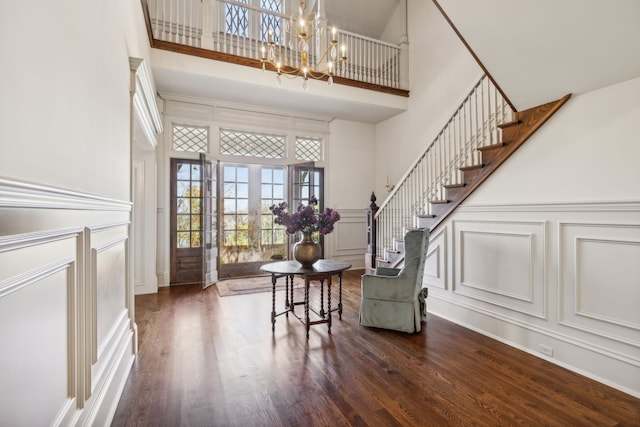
[176,162,202,248]
[220,163,287,264]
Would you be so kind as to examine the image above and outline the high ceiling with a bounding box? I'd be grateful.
[150,0,640,122]
[150,0,408,124]
[323,0,401,40]
[436,0,640,111]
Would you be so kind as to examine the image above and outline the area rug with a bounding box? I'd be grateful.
[216,275,305,297]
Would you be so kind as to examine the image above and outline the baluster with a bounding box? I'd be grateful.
[156,0,163,40]
[445,126,453,186]
[355,36,360,81]
[182,0,186,44]
[438,134,444,200]
[385,45,389,87]
[371,39,374,84]
[165,0,170,40]
[369,42,381,84]
[464,101,470,166]
[355,37,359,81]
[472,87,479,164]
[386,46,390,87]
[429,148,436,212]
[481,81,487,147]
[492,83,498,145]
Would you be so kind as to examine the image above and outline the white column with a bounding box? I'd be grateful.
[201,0,215,50]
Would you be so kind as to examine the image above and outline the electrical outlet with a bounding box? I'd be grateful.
[540,344,554,357]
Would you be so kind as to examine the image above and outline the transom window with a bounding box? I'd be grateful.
[219,129,286,159]
[173,124,208,153]
[295,136,323,161]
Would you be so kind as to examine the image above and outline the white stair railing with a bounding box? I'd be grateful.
[146,0,405,89]
[375,75,514,254]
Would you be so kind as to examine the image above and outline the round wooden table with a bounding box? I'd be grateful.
[260,260,352,338]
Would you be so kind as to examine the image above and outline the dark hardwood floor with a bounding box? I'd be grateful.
[112,270,640,426]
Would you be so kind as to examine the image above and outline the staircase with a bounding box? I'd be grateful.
[374,75,570,268]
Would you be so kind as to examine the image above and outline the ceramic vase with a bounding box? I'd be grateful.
[293,232,321,267]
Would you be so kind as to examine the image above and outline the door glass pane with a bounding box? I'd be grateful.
[219,163,288,267]
[174,160,202,249]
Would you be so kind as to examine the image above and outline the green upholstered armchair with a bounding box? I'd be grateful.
[359,228,430,333]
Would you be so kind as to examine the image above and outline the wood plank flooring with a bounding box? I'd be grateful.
[112,270,640,426]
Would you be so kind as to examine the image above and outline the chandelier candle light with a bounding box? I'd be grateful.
[260,0,347,90]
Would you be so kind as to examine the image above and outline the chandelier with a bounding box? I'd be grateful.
[260,1,347,90]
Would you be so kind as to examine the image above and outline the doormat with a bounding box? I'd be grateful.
[216,275,305,297]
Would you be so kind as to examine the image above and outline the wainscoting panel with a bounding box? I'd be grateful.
[0,178,136,426]
[327,209,366,269]
[87,223,131,395]
[559,222,640,350]
[423,226,447,290]
[452,220,546,319]
[428,201,640,397]
[0,231,81,426]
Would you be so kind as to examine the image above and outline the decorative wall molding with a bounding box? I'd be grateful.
[423,226,447,290]
[0,178,131,211]
[452,219,546,319]
[558,221,640,348]
[429,201,640,396]
[0,234,81,425]
[458,200,640,213]
[327,209,366,268]
[130,57,162,151]
[161,92,334,124]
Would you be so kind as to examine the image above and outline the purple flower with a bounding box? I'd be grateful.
[269,202,340,235]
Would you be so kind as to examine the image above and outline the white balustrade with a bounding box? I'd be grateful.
[375,75,513,254]
[146,0,404,89]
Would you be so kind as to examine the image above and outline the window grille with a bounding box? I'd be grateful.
[295,136,322,161]
[220,129,286,159]
[225,0,249,37]
[260,0,283,43]
[172,124,209,152]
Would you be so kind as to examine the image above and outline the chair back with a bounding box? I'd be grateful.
[397,229,430,292]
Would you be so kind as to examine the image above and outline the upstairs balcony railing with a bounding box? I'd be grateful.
[145,0,409,92]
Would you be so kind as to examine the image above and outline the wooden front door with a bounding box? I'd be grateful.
[170,158,204,284]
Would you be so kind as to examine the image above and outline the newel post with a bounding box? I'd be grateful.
[365,192,379,274]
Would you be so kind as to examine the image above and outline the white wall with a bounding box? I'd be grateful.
[325,119,377,268]
[0,0,152,424]
[423,78,640,397]
[374,0,482,203]
[371,0,640,399]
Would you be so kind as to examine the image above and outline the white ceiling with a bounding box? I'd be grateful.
[324,0,401,39]
[150,0,640,122]
[151,49,408,123]
[436,0,640,111]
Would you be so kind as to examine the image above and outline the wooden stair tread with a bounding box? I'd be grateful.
[429,199,449,204]
[477,142,506,152]
[497,119,521,129]
[460,164,484,171]
[443,183,465,189]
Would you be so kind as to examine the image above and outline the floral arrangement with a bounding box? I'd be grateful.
[269,202,341,235]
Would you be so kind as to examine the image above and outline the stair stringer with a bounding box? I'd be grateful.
[417,94,572,231]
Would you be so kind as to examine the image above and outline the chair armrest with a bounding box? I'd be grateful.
[361,273,415,301]
[374,267,401,277]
